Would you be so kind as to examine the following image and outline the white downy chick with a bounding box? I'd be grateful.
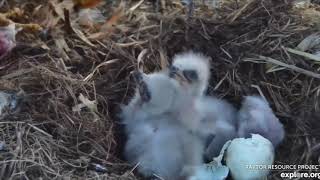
[170,51,210,97]
[120,71,178,133]
[120,70,197,133]
[169,51,213,132]
[122,68,208,136]
[121,71,204,179]
[170,51,237,158]
[126,117,204,179]
[237,95,285,147]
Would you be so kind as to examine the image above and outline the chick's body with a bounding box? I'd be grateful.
[125,116,204,179]
[170,51,238,159]
[121,72,204,179]
[237,96,285,147]
[194,96,238,159]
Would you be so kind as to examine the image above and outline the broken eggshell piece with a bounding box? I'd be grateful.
[225,134,274,180]
[187,140,230,180]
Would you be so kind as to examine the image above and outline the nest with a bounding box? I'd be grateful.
[0,0,319,179]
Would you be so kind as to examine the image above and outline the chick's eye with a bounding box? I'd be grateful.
[183,70,198,82]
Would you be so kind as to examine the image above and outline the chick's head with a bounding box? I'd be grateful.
[132,71,180,115]
[170,51,211,96]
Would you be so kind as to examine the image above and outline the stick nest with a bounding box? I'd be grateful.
[0,0,319,179]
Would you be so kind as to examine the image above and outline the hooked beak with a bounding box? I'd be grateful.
[169,65,178,78]
[168,66,189,86]
[182,70,198,83]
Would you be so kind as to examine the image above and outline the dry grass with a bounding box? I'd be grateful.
[0,0,319,179]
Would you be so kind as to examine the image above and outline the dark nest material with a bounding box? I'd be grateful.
[0,0,320,179]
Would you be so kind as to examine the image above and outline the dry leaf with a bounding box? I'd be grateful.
[73,0,102,9]
[15,23,43,33]
[101,4,125,31]
[50,0,74,21]
[0,14,11,26]
[88,3,125,40]
[0,7,42,32]
[3,8,25,19]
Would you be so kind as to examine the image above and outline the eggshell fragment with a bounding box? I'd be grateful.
[225,134,274,180]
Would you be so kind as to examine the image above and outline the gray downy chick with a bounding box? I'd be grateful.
[194,96,238,160]
[121,71,204,179]
[237,95,285,147]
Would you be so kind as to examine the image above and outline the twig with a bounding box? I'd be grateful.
[83,59,119,82]
[284,47,320,63]
[0,68,34,79]
[244,55,320,79]
[214,72,228,91]
[137,49,148,72]
[251,84,267,101]
[27,123,53,138]
[129,0,144,12]
[228,0,255,23]
[115,40,148,47]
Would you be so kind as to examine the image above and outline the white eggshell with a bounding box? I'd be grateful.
[188,141,231,180]
[225,134,274,180]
